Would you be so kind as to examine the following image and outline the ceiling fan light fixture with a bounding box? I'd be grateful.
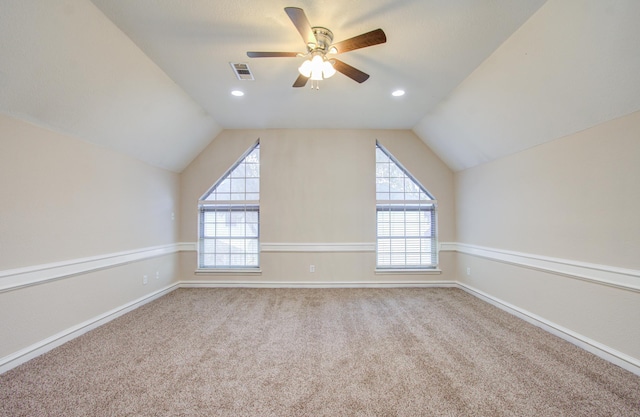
[298,59,313,77]
[310,69,323,81]
[322,60,336,78]
[299,54,335,80]
[310,56,324,80]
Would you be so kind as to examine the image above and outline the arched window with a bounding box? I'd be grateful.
[376,142,437,269]
[198,141,260,269]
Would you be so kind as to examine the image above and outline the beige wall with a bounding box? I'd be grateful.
[1,115,180,269]
[260,130,374,243]
[179,129,456,282]
[456,110,640,269]
[0,114,181,359]
[455,110,640,361]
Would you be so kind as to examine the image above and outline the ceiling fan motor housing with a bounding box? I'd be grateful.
[310,27,334,54]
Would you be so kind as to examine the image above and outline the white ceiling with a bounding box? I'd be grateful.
[1,1,638,172]
[414,0,640,170]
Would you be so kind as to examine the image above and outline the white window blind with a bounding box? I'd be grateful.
[376,142,437,269]
[198,142,260,269]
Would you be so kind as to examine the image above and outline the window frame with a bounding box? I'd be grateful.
[197,141,260,271]
[375,142,439,270]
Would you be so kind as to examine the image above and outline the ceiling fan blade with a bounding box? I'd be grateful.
[247,52,299,58]
[285,7,316,46]
[292,74,309,88]
[332,59,370,83]
[331,29,386,54]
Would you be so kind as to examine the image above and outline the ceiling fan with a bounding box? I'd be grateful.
[247,7,386,88]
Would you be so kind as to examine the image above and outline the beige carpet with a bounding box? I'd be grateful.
[1,288,639,416]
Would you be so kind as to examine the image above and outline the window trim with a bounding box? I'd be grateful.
[198,203,260,269]
[375,203,439,270]
[197,141,260,270]
[375,141,439,270]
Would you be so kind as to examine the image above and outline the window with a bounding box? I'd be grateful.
[376,142,437,269]
[198,142,260,269]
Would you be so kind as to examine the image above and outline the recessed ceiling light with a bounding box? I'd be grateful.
[231,90,244,97]
[392,89,405,97]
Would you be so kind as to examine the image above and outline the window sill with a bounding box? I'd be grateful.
[375,268,442,275]
[195,268,262,275]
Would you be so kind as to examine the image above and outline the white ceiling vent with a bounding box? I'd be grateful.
[230,63,255,81]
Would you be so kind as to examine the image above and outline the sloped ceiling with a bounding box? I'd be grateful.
[1,1,638,173]
[414,0,640,171]
[0,0,221,172]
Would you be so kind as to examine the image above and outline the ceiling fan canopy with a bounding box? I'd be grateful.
[247,7,386,88]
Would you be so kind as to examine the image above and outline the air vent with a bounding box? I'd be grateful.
[230,63,255,81]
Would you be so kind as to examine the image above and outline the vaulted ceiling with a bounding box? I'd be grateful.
[1,1,639,172]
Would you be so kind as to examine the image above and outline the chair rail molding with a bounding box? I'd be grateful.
[455,243,640,293]
[0,243,191,293]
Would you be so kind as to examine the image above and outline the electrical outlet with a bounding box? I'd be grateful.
[466,267,471,276]
[155,271,160,280]
[143,275,148,285]
[310,265,315,273]
[171,212,175,221]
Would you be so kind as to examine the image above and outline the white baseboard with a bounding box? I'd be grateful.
[457,282,640,376]
[179,280,456,289]
[0,284,179,375]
